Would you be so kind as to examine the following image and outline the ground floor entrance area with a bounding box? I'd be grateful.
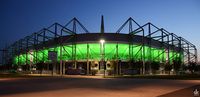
[26,60,142,75]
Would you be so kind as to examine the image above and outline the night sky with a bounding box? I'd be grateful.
[0,0,200,60]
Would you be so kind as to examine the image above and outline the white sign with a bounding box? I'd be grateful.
[29,50,33,63]
[48,51,57,61]
[165,49,169,62]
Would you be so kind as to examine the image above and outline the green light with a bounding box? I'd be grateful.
[76,44,88,60]
[13,43,183,65]
[89,43,101,60]
[105,43,117,60]
[118,44,129,60]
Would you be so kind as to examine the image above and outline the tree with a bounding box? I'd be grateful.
[188,62,196,74]
[145,61,151,73]
[150,61,160,74]
[164,64,172,75]
[132,60,143,69]
[172,60,182,73]
[151,61,160,71]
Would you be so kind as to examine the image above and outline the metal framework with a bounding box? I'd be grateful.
[1,17,197,73]
[116,17,197,64]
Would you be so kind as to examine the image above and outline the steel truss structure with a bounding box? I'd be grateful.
[117,17,197,64]
[0,17,197,75]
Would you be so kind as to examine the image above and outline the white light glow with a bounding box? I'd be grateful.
[100,39,105,44]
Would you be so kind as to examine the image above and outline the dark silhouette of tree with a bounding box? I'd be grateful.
[150,61,160,74]
[172,60,182,74]
[145,61,151,73]
[151,61,160,70]
[132,60,143,69]
[164,63,172,75]
[194,65,200,72]
[188,62,196,74]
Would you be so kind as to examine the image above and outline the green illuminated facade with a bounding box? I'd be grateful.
[13,43,182,66]
[3,17,197,75]
[2,16,197,76]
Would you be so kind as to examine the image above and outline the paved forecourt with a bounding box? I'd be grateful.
[0,76,199,97]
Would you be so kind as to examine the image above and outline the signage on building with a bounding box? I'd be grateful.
[48,51,57,61]
[29,50,33,63]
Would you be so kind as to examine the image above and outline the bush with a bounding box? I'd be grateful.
[188,62,196,73]
[172,60,182,71]
[151,61,160,71]
[132,61,143,69]
[164,64,172,71]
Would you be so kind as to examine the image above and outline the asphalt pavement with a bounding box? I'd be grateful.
[0,76,199,97]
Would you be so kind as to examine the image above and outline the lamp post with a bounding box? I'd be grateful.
[100,39,105,77]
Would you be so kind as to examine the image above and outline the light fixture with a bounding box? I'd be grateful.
[100,39,105,44]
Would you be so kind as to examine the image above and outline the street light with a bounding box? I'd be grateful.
[100,39,105,45]
[100,39,105,77]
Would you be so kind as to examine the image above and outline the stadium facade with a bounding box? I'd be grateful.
[1,16,197,75]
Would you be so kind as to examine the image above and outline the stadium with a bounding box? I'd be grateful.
[1,16,197,75]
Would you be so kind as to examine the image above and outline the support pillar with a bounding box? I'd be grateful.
[63,62,65,75]
[47,63,49,71]
[60,60,62,75]
[52,62,56,75]
[87,43,89,75]
[87,61,89,75]
[119,60,121,75]
[116,43,119,75]
[142,47,145,75]
[74,61,77,69]
[116,61,119,75]
[60,46,63,75]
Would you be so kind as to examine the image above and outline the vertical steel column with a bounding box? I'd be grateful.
[116,42,119,75]
[42,31,45,73]
[128,43,131,68]
[87,43,89,75]
[100,39,105,76]
[43,31,45,63]
[148,23,152,62]
[60,45,63,75]
[63,61,65,75]
[129,18,132,34]
[171,34,174,70]
[26,39,28,68]
[18,41,20,66]
[55,23,58,38]
[171,34,173,59]
[1,50,2,65]
[167,35,170,64]
[161,31,164,63]
[25,40,27,66]
[195,47,198,63]
[74,43,77,69]
[128,18,132,67]
[72,21,77,69]
[131,43,133,60]
[142,29,145,75]
[148,23,152,74]
[58,23,63,75]
[187,44,190,64]
[35,33,38,65]
[100,42,102,71]
[179,37,184,64]
[72,42,77,69]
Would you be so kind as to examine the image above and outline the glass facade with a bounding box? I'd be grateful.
[13,43,182,65]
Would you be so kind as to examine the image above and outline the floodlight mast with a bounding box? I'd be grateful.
[100,39,105,77]
[101,15,104,34]
[100,15,106,77]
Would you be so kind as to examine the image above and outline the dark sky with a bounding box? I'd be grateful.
[0,0,200,60]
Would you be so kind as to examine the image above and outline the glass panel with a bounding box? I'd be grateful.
[12,43,183,65]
